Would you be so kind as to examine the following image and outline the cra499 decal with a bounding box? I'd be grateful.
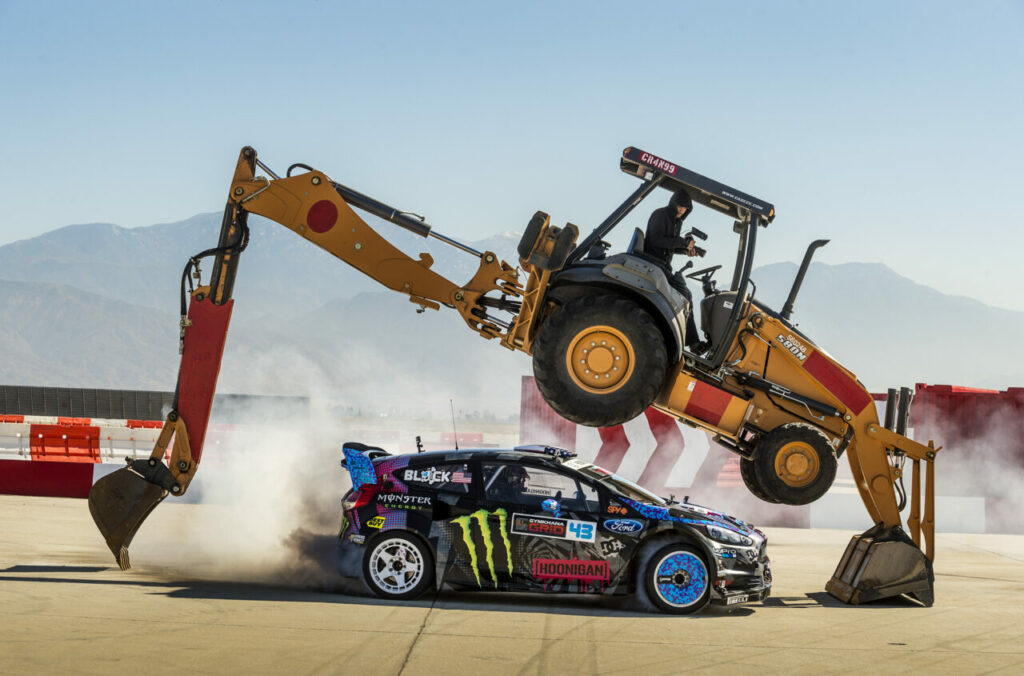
[337,442,771,615]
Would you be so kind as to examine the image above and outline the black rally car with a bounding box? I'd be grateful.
[338,442,771,614]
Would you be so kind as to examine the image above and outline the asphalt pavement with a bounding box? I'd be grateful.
[1,495,1022,675]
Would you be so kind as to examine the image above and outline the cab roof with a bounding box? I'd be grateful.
[620,146,775,225]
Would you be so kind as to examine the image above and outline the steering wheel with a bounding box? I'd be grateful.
[685,264,721,280]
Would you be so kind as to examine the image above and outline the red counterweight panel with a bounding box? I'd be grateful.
[175,296,234,465]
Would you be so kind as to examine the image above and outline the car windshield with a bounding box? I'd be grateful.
[566,460,667,506]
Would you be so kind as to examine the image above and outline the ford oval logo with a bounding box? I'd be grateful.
[602,519,643,534]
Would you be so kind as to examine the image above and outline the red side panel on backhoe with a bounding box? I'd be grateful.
[175,296,234,464]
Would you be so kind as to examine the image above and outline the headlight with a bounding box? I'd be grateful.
[706,525,753,547]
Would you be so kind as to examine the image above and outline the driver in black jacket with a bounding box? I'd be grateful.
[645,188,707,352]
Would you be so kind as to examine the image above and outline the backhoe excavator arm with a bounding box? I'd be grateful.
[88,146,526,568]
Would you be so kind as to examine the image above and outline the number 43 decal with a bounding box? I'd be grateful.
[567,521,595,542]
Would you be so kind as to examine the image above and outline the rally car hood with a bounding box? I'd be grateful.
[622,496,763,541]
[669,501,759,536]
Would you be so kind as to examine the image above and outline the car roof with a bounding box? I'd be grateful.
[377,448,571,466]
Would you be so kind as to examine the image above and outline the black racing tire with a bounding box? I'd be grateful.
[635,541,711,615]
[752,423,838,505]
[362,532,434,600]
[740,457,779,504]
[518,211,548,259]
[532,292,668,427]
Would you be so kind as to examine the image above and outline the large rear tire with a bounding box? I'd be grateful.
[740,457,779,504]
[752,423,837,505]
[532,292,668,427]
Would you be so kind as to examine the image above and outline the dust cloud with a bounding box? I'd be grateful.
[129,345,457,592]
[912,400,1024,534]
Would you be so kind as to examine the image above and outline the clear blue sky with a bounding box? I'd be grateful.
[1,1,1022,308]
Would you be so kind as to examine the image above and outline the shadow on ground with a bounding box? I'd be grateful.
[1,563,762,618]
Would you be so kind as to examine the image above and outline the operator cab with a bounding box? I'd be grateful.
[558,147,776,369]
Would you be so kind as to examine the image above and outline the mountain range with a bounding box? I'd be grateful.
[0,212,1020,416]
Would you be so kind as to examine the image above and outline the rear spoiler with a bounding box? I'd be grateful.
[340,441,390,490]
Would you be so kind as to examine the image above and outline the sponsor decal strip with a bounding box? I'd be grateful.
[511,513,596,542]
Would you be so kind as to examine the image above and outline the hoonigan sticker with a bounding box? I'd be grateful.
[532,558,610,584]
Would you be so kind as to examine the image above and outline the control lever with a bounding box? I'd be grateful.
[686,227,707,257]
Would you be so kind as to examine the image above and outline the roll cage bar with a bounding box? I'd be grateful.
[566,147,775,371]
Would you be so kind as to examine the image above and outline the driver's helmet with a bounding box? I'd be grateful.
[505,465,530,493]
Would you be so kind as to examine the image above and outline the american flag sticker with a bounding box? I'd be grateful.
[452,471,472,484]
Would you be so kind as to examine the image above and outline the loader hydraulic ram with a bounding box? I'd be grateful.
[89,146,939,606]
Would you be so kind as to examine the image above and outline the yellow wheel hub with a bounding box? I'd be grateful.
[774,441,820,487]
[565,325,635,394]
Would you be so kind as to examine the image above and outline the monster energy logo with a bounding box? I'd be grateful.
[451,508,513,588]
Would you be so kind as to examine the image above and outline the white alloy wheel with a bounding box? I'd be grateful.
[365,535,430,598]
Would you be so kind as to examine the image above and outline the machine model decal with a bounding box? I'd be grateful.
[532,558,611,585]
[602,519,644,534]
[775,333,808,361]
[512,513,596,542]
[451,508,513,588]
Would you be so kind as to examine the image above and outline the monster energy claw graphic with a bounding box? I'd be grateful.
[452,508,512,588]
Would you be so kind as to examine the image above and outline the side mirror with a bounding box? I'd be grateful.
[542,498,561,517]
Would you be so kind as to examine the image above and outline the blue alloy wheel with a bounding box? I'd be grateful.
[645,544,710,614]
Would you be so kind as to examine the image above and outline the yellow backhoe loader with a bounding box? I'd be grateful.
[89,146,940,605]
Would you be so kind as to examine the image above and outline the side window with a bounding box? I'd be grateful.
[400,462,473,494]
[482,463,595,510]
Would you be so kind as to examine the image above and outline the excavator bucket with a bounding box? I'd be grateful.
[88,463,168,570]
[88,291,234,569]
[826,523,934,606]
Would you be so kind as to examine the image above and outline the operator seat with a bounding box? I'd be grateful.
[627,228,646,255]
[626,228,669,267]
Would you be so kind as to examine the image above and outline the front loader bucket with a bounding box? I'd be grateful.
[88,464,169,570]
[826,523,934,606]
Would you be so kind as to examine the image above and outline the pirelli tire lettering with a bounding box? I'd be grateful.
[776,333,808,361]
[450,508,513,588]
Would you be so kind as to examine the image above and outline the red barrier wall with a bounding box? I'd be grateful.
[0,459,94,498]
[29,424,100,463]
